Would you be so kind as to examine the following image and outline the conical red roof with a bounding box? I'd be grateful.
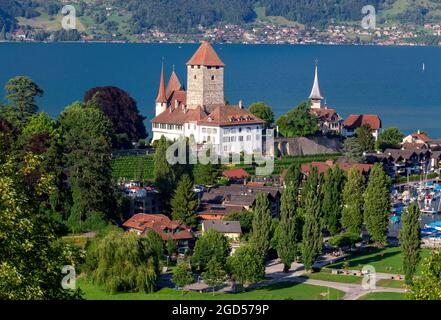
[166,69,182,97]
[155,65,167,103]
[186,41,225,67]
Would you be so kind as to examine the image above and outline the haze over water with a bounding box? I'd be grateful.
[2,42,441,137]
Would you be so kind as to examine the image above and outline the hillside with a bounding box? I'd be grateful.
[8,0,441,44]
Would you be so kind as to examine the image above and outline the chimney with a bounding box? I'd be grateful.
[239,100,243,109]
[175,99,179,109]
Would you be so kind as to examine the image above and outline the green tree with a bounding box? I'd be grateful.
[172,259,194,291]
[166,238,176,258]
[356,124,375,153]
[4,76,43,125]
[399,203,421,285]
[277,185,298,271]
[227,245,265,290]
[275,101,319,137]
[376,127,404,151]
[283,163,302,191]
[171,174,198,227]
[202,258,227,295]
[301,167,323,271]
[407,250,441,300]
[341,167,365,234]
[94,229,163,293]
[250,192,272,257]
[249,101,274,128]
[322,166,345,235]
[191,229,230,272]
[0,154,83,299]
[343,137,364,163]
[59,101,114,232]
[364,163,391,246]
[194,162,220,186]
[153,136,176,209]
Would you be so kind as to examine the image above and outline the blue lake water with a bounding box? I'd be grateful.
[2,42,441,137]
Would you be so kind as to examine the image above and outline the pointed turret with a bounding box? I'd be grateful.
[155,64,167,116]
[309,62,323,109]
[155,64,167,103]
[186,41,225,67]
[166,66,182,97]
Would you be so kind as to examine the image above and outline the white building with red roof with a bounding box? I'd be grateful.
[151,41,265,155]
[343,114,382,140]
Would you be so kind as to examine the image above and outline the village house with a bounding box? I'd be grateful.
[199,183,282,218]
[151,41,265,155]
[298,159,373,178]
[201,220,242,241]
[122,213,194,251]
[222,168,250,183]
[342,114,382,140]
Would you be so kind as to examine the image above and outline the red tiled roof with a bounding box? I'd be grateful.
[311,107,340,121]
[223,168,250,179]
[411,132,430,143]
[198,105,265,127]
[343,114,381,130]
[155,66,167,103]
[122,213,193,241]
[151,105,206,125]
[187,41,225,67]
[166,70,182,98]
[301,160,373,176]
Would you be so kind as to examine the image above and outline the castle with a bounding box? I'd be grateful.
[151,41,265,155]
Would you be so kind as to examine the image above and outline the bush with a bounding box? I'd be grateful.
[328,232,361,247]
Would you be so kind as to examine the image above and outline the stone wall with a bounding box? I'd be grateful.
[187,65,224,108]
[275,136,343,156]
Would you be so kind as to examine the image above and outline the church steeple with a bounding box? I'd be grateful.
[309,61,323,109]
[155,63,167,116]
[166,65,182,97]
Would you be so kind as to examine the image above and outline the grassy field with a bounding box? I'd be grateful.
[301,272,362,284]
[357,292,405,300]
[328,247,431,275]
[376,279,406,289]
[78,279,345,300]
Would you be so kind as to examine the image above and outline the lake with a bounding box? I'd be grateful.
[3,42,441,137]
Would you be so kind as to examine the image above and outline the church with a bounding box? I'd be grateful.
[151,41,265,155]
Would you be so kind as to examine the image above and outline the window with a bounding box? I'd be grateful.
[202,128,207,133]
[213,129,217,134]
[211,75,215,80]
[208,66,212,69]
[188,124,190,129]
[256,134,260,140]
[191,65,194,69]
[231,136,236,142]
[198,65,201,69]
[194,75,197,79]
[224,145,228,152]
[246,135,251,141]
[239,136,244,142]
[247,127,251,133]
[239,128,242,133]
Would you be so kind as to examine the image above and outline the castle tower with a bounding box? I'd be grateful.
[186,41,225,109]
[155,64,167,116]
[309,62,323,109]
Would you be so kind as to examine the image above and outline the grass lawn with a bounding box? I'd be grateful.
[328,247,430,275]
[357,292,405,300]
[376,279,406,289]
[301,272,362,284]
[78,279,345,300]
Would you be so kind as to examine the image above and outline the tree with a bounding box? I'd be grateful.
[407,250,441,300]
[227,245,265,290]
[0,153,82,299]
[4,76,43,125]
[191,229,230,272]
[341,167,365,234]
[202,258,227,295]
[343,137,363,163]
[301,167,323,271]
[84,86,147,147]
[250,192,272,257]
[356,124,375,153]
[153,136,176,210]
[277,185,298,271]
[399,203,421,285]
[364,164,391,246]
[283,163,302,191]
[376,127,404,151]
[59,101,114,232]
[172,259,194,291]
[94,229,163,293]
[249,102,274,128]
[275,101,319,137]
[322,166,345,235]
[194,162,220,186]
[171,174,198,227]
[166,238,176,258]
